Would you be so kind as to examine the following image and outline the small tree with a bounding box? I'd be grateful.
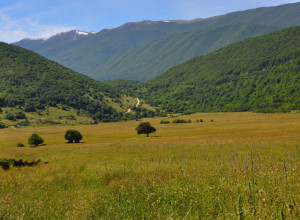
[28,133,44,147]
[136,122,156,137]
[65,129,82,143]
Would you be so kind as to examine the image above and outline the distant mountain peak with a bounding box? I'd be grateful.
[24,37,47,41]
[15,29,94,44]
[158,18,204,24]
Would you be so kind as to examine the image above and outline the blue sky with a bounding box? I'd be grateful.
[0,0,299,43]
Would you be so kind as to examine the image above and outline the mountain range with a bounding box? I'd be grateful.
[13,2,300,81]
[1,2,299,126]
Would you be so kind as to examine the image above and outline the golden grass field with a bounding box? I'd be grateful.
[0,112,299,219]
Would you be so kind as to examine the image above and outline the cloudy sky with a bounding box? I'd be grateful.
[0,0,299,43]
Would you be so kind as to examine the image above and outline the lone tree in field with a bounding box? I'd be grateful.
[65,129,82,143]
[28,133,44,147]
[136,122,156,137]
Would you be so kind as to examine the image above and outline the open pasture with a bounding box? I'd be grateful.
[0,112,299,219]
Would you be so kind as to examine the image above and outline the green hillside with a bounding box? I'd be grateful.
[94,24,280,81]
[144,26,300,113]
[0,43,122,123]
[13,2,300,81]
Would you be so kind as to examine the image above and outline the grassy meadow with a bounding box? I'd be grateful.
[0,112,299,219]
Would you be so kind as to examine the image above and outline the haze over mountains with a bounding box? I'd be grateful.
[13,2,300,81]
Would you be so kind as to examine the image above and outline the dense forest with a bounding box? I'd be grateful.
[103,79,144,97]
[0,43,122,122]
[142,26,300,113]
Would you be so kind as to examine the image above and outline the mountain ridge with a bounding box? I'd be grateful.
[12,2,300,81]
[92,23,281,81]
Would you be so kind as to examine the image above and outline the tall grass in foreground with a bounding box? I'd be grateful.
[0,143,299,219]
[93,144,299,219]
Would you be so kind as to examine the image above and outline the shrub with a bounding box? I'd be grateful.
[0,159,11,170]
[15,120,30,127]
[5,113,15,121]
[0,123,7,129]
[15,112,26,119]
[28,133,44,147]
[172,119,187,123]
[200,119,203,122]
[17,142,25,147]
[160,120,170,124]
[0,159,41,170]
[65,130,82,143]
[210,120,214,122]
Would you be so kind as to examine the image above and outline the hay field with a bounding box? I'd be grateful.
[0,112,299,219]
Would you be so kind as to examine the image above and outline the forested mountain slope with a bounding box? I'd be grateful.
[0,43,121,122]
[13,2,300,81]
[94,24,280,81]
[144,26,300,113]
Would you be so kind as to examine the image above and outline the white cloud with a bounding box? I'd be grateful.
[0,11,74,43]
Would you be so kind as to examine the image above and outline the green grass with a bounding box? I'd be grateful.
[0,112,299,219]
[1,107,94,127]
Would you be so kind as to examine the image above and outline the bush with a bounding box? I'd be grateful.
[17,142,25,147]
[15,112,26,119]
[0,159,41,170]
[172,119,188,123]
[65,130,82,143]
[28,133,44,147]
[15,120,30,127]
[0,159,11,170]
[0,123,7,129]
[5,113,15,121]
[160,120,170,124]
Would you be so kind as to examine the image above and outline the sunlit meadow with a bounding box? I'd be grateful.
[0,112,299,219]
